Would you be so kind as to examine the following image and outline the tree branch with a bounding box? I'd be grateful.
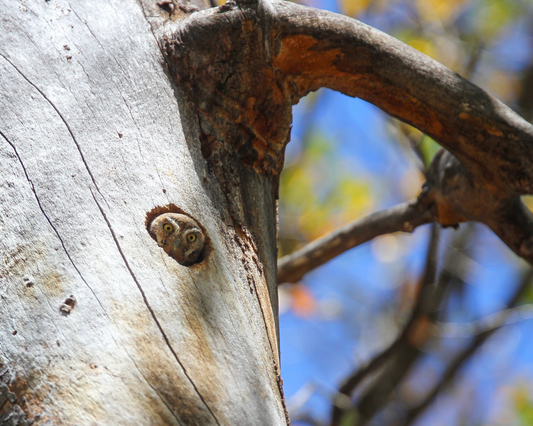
[403,328,495,426]
[271,0,533,195]
[437,304,533,338]
[330,222,478,426]
[162,0,533,272]
[403,267,533,426]
[162,0,533,194]
[423,150,533,264]
[277,199,433,284]
[331,224,441,426]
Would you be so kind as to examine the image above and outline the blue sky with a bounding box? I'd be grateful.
[278,2,533,423]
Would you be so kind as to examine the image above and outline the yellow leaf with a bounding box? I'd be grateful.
[416,0,466,23]
[524,196,533,213]
[408,37,437,60]
[290,284,316,318]
[477,0,521,40]
[339,0,370,17]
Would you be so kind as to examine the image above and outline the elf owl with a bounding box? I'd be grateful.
[149,213,205,266]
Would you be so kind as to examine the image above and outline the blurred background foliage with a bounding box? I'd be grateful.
[277,0,533,425]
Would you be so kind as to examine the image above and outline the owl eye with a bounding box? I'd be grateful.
[163,223,173,233]
[187,234,197,242]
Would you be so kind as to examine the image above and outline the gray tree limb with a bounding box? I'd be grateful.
[277,200,433,284]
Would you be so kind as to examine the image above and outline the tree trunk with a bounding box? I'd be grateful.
[0,0,286,424]
[4,0,533,423]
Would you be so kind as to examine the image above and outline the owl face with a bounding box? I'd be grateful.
[149,213,205,266]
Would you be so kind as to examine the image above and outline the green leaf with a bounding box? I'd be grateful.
[418,135,442,167]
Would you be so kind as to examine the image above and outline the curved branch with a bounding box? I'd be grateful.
[163,0,533,195]
[271,0,533,195]
[163,0,533,269]
[277,199,433,284]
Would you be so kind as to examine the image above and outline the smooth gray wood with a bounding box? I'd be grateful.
[0,0,285,424]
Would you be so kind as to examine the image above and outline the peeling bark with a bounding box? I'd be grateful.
[159,0,533,195]
[157,0,533,276]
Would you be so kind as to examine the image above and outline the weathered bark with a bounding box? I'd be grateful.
[277,200,433,284]
[152,1,533,424]
[0,0,286,424]
[3,0,533,423]
[270,6,533,196]
[156,0,533,274]
[157,0,533,192]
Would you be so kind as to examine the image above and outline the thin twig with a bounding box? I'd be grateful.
[330,224,441,426]
[436,304,533,337]
[349,225,441,426]
[403,267,533,426]
[330,223,477,426]
[278,199,433,284]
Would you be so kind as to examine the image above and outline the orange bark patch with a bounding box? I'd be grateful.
[459,112,504,137]
[408,96,443,137]
[434,197,468,226]
[273,35,342,78]
[0,372,53,424]
[487,127,504,137]
[275,35,446,140]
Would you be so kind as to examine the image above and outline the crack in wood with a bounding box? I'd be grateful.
[0,129,107,314]
[91,192,221,426]
[0,54,108,207]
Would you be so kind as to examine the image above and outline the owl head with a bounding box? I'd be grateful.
[149,213,205,266]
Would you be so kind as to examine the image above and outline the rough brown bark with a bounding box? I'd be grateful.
[157,0,533,277]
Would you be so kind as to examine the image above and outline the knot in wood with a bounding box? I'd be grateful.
[424,150,506,226]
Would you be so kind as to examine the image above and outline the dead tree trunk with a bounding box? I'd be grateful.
[0,0,286,424]
[2,0,533,424]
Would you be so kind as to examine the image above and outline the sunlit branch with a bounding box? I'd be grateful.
[387,38,483,178]
[273,0,533,195]
[277,200,433,284]
[167,0,533,274]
